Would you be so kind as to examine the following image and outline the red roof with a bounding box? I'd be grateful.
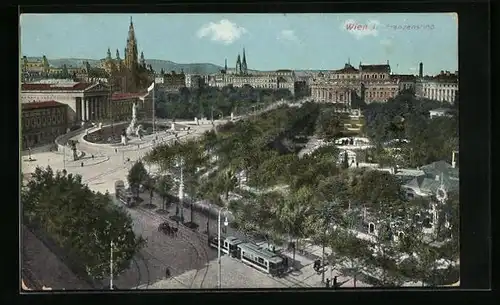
[21,82,93,91]
[360,64,391,73]
[111,92,145,101]
[22,100,66,110]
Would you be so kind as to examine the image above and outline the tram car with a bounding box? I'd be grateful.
[237,242,287,277]
[209,236,243,257]
[209,236,287,277]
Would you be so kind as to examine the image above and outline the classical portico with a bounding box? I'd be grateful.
[311,83,353,107]
[21,82,110,125]
[80,95,110,122]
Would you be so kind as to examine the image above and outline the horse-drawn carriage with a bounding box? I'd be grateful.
[158,222,179,237]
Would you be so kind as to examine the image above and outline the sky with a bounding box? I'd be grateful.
[20,13,458,75]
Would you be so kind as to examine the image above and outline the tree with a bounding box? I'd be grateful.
[315,109,344,141]
[342,151,349,169]
[22,166,145,281]
[351,169,407,212]
[334,228,372,288]
[156,175,175,211]
[214,167,238,203]
[143,176,156,207]
[127,161,148,199]
[277,187,314,268]
[308,199,343,282]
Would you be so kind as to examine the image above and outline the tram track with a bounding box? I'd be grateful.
[134,206,211,289]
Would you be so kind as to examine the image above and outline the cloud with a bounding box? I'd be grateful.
[196,19,247,45]
[380,39,392,46]
[277,30,299,42]
[380,38,395,55]
[341,19,380,39]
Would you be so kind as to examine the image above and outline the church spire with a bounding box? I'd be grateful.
[224,58,227,72]
[236,53,241,74]
[242,48,247,74]
[116,49,120,59]
[125,16,139,71]
[140,51,146,67]
[107,47,112,59]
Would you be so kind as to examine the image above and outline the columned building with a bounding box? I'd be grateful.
[21,81,109,125]
[415,70,458,104]
[310,82,354,106]
[310,62,400,105]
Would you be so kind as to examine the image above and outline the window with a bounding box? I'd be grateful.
[369,223,375,234]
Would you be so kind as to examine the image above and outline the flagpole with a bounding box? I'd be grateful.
[152,82,155,135]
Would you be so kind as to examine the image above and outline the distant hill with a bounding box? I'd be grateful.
[43,58,223,75]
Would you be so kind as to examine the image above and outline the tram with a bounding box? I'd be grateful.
[209,236,243,257]
[209,236,287,277]
[237,242,287,276]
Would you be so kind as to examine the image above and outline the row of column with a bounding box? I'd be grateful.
[81,97,109,122]
[312,87,352,104]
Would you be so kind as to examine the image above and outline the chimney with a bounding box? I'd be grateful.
[419,62,423,78]
[440,70,444,75]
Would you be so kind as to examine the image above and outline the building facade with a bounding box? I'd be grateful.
[208,49,296,95]
[21,101,68,149]
[158,71,186,91]
[185,74,206,89]
[21,56,50,74]
[310,62,400,106]
[21,81,110,125]
[415,71,458,103]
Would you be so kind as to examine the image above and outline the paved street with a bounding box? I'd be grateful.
[20,103,335,290]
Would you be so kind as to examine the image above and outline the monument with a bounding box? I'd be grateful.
[231,112,234,121]
[121,129,128,146]
[126,102,143,137]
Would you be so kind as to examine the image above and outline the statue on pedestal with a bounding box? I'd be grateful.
[126,102,139,136]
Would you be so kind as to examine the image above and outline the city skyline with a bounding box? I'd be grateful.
[20,13,458,75]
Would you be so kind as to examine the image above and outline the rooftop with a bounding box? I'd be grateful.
[111,92,146,101]
[359,64,391,73]
[22,100,66,110]
[334,63,359,74]
[392,74,417,81]
[21,82,93,91]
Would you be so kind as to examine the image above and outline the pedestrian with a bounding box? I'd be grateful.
[333,276,338,289]
[165,267,171,278]
[80,162,84,167]
[356,161,359,168]
[91,154,94,159]
[115,148,118,153]
[326,278,330,288]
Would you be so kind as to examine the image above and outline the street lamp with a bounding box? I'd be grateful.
[217,206,229,289]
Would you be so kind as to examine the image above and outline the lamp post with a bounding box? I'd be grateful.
[217,206,229,289]
[63,145,66,170]
[178,157,185,224]
[110,240,114,290]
